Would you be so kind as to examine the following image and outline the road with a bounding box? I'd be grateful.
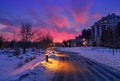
[51,50,120,81]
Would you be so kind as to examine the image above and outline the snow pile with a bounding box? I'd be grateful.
[0,48,59,81]
[58,47,120,70]
[0,49,44,81]
[5,55,59,81]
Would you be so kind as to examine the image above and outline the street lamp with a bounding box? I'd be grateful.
[83,41,87,46]
[82,38,86,41]
[62,43,64,47]
[67,42,69,46]
[46,54,49,62]
[50,43,52,47]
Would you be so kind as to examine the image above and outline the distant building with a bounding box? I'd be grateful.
[91,13,120,46]
[75,35,83,46]
[67,39,76,47]
[82,29,92,46]
[75,29,92,47]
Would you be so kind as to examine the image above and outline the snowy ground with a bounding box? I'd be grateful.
[1,47,120,81]
[58,47,120,71]
[0,49,59,81]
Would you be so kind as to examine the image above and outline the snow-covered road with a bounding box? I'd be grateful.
[57,47,120,71]
[52,50,120,81]
[1,47,120,81]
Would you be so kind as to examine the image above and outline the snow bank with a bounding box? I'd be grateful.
[5,55,59,81]
[0,49,44,81]
[0,49,59,81]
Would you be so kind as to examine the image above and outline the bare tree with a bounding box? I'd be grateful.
[40,33,53,50]
[34,31,43,49]
[0,35,5,48]
[20,23,33,54]
[33,31,43,42]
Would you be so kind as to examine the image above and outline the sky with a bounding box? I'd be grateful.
[0,0,120,42]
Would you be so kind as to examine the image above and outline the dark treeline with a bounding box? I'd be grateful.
[0,23,53,54]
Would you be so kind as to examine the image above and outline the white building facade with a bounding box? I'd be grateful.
[91,13,120,46]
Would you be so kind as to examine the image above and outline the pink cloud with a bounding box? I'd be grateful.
[2,32,13,41]
[50,30,76,42]
[71,0,93,24]
[72,12,88,24]
[33,27,76,42]
[46,14,70,28]
[0,23,76,42]
[0,23,20,33]
[0,23,21,41]
[92,13,102,19]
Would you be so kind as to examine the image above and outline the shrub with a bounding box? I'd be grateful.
[13,48,20,57]
[17,62,23,68]
[24,58,30,63]
[19,56,24,60]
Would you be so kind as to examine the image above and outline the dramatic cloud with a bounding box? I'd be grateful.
[0,23,20,34]
[0,24,7,30]
[0,23,20,41]
[50,30,76,42]
[46,14,70,28]
[71,0,93,24]
[0,0,120,42]
[32,27,77,42]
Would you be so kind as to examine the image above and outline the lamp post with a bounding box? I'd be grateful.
[46,54,48,62]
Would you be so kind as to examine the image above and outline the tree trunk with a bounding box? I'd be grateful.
[23,47,26,54]
[113,49,114,55]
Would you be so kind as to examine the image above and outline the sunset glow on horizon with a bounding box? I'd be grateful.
[0,0,120,42]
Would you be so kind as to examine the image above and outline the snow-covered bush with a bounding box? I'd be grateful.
[18,73,29,81]
[24,58,31,63]
[17,62,24,68]
[13,48,20,57]
[19,56,24,60]
[24,56,36,63]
